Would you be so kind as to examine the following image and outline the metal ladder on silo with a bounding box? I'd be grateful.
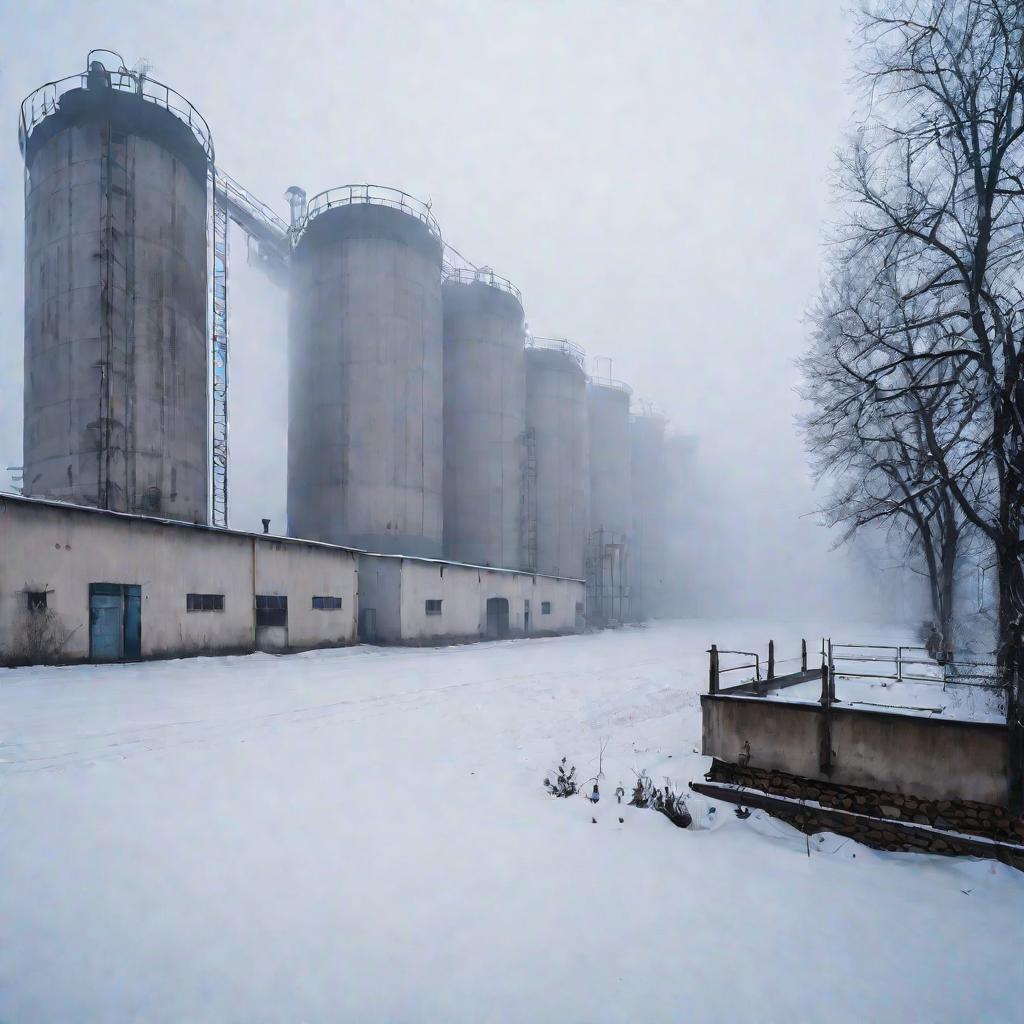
[210,172,229,528]
[521,428,537,571]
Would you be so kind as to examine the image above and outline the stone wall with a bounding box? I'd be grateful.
[703,759,1024,864]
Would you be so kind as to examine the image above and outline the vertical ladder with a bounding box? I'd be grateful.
[521,428,537,571]
[210,172,229,527]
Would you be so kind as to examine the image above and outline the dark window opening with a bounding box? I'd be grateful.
[425,599,442,615]
[26,591,47,613]
[256,594,288,627]
[187,593,224,612]
[312,595,343,610]
[542,601,552,615]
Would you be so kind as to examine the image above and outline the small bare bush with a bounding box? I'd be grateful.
[6,608,76,666]
[543,757,578,798]
[630,770,692,829]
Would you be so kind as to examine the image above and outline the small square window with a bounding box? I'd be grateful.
[425,599,442,615]
[541,601,552,615]
[26,591,47,613]
[312,596,343,610]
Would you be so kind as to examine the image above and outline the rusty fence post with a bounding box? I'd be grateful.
[767,639,775,683]
[801,638,807,673]
[709,644,719,695]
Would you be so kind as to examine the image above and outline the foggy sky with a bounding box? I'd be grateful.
[0,1,896,622]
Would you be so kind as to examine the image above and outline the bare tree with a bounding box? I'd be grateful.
[806,0,1024,806]
[802,254,972,656]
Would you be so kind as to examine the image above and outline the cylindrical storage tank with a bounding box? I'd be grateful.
[630,411,668,621]
[288,186,444,556]
[525,340,589,580]
[20,55,211,523]
[587,379,634,624]
[442,271,526,569]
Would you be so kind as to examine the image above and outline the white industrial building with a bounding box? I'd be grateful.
[0,494,584,666]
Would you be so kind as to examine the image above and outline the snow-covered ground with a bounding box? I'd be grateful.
[1,620,1020,1023]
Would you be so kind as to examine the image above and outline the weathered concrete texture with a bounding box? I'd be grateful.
[0,495,358,665]
[587,383,632,543]
[442,280,525,569]
[288,204,443,556]
[525,348,589,580]
[701,693,1010,806]
[358,552,583,644]
[630,414,668,620]
[22,88,209,524]
[587,382,633,622]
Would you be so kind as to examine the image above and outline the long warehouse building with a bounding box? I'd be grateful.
[0,494,584,665]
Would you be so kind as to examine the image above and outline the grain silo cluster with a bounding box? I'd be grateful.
[5,50,670,664]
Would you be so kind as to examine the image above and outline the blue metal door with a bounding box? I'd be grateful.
[123,585,141,660]
[90,589,123,661]
[89,583,142,662]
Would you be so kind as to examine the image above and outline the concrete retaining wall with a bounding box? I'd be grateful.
[701,693,1010,807]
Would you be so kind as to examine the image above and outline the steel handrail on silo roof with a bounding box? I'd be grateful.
[443,267,522,304]
[295,184,443,246]
[19,61,214,163]
[527,335,587,370]
[589,377,634,397]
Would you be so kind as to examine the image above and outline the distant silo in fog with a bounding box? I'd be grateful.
[20,53,211,522]
[288,186,444,556]
[587,379,633,624]
[443,270,525,569]
[630,410,668,620]
[525,339,589,580]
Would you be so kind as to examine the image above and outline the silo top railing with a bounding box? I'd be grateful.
[19,63,214,163]
[443,266,522,304]
[295,184,442,246]
[526,335,587,370]
[589,376,634,397]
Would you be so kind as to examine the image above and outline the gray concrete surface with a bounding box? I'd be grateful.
[630,413,668,619]
[442,279,525,569]
[701,692,1010,806]
[22,83,209,525]
[288,203,444,556]
[525,346,589,580]
[587,381,633,622]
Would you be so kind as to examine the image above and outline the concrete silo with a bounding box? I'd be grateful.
[630,409,668,621]
[524,339,589,580]
[20,52,211,523]
[288,186,444,556]
[442,270,525,569]
[587,379,633,624]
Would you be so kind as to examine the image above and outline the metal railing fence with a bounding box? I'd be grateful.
[526,335,587,369]
[443,266,522,303]
[19,62,213,163]
[296,184,442,245]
